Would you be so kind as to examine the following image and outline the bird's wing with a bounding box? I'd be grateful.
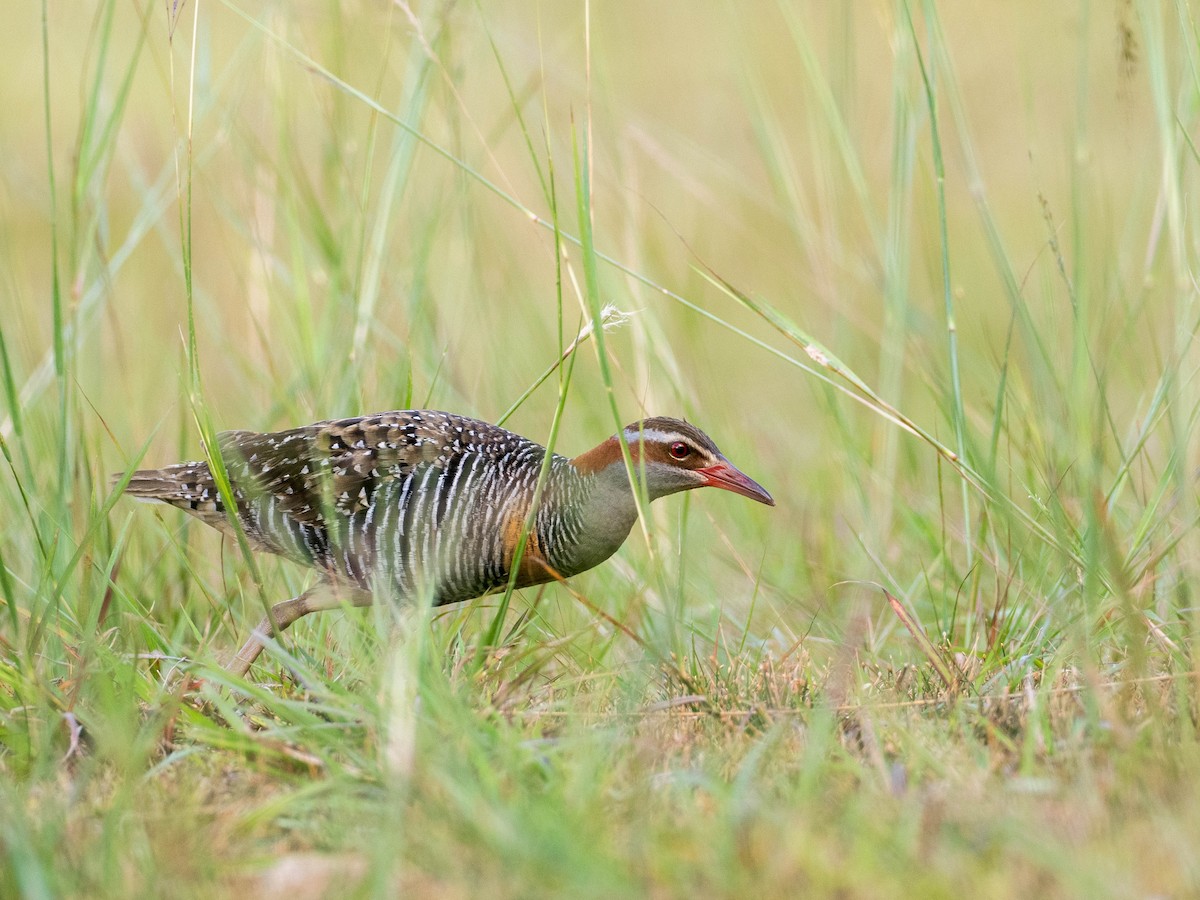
[218,410,526,526]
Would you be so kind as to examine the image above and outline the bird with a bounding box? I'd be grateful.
[122,410,774,676]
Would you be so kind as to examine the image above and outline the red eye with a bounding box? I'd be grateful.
[669,441,691,460]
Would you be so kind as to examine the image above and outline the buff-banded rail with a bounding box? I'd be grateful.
[122,410,774,676]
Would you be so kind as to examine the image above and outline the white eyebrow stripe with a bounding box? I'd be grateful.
[621,428,680,445]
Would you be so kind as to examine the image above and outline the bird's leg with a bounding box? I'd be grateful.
[226,583,373,678]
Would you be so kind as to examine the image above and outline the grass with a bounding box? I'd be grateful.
[3,0,1200,896]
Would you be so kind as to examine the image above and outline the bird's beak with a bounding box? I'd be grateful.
[697,459,775,506]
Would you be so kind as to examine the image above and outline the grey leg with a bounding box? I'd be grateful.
[227,583,373,678]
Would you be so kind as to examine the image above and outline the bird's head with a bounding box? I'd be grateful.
[573,417,775,506]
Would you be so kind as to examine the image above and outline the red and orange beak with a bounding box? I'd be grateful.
[697,459,775,506]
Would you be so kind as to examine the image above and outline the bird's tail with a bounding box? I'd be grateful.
[116,461,214,506]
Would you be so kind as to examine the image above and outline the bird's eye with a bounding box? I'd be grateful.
[668,441,691,460]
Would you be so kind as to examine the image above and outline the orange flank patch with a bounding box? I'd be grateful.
[502,504,551,587]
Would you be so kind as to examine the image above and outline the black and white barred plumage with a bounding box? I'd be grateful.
[123,409,773,674]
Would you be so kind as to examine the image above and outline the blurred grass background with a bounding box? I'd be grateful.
[4,1,1200,896]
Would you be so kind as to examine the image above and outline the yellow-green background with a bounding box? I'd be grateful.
[3,2,1199,897]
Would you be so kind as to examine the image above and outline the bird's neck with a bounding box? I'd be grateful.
[536,438,643,577]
